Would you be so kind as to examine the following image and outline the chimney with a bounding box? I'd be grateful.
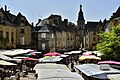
[64,19,68,25]
[36,19,41,26]
[38,19,41,23]
[31,22,34,27]
[5,5,7,11]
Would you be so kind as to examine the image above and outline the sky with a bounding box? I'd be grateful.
[0,0,120,25]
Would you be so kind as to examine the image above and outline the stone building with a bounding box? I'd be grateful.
[13,12,32,48]
[0,7,16,49]
[0,5,32,49]
[33,14,79,52]
[33,20,57,52]
[84,21,100,50]
[104,6,120,32]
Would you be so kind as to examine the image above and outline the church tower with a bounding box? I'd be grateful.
[77,5,85,30]
[77,4,85,49]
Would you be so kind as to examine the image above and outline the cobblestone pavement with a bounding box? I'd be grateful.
[20,73,36,80]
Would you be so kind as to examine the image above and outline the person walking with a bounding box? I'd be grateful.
[71,61,75,72]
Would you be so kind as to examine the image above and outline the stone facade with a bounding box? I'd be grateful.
[0,25,16,49]
[13,13,32,48]
[104,7,120,32]
[0,6,31,49]
[33,14,79,52]
[83,21,103,50]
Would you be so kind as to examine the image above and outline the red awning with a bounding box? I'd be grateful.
[23,57,38,62]
[98,60,120,65]
[44,52,60,56]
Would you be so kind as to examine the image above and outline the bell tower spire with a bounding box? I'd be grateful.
[78,4,85,22]
[77,4,85,49]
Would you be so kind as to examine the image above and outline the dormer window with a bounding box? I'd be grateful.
[21,20,24,23]
[20,17,25,23]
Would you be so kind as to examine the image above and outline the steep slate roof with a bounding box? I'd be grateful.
[13,12,30,26]
[110,6,120,20]
[86,21,99,31]
[48,14,62,20]
[59,21,76,33]
[34,24,62,34]
[0,7,31,27]
[33,26,42,32]
[0,8,14,26]
[4,11,16,22]
[51,25,62,32]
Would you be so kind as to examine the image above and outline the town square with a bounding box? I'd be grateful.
[0,0,120,80]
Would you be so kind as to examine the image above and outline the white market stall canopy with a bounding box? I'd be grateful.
[0,54,22,63]
[64,50,82,55]
[108,74,120,80]
[34,63,84,80]
[70,51,82,54]
[39,56,63,63]
[60,54,69,58]
[0,60,17,66]
[75,64,120,79]
[34,63,68,70]
[0,49,35,56]
[0,53,12,60]
[37,69,84,80]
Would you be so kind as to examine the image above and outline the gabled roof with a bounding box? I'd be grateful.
[48,14,62,20]
[13,12,31,26]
